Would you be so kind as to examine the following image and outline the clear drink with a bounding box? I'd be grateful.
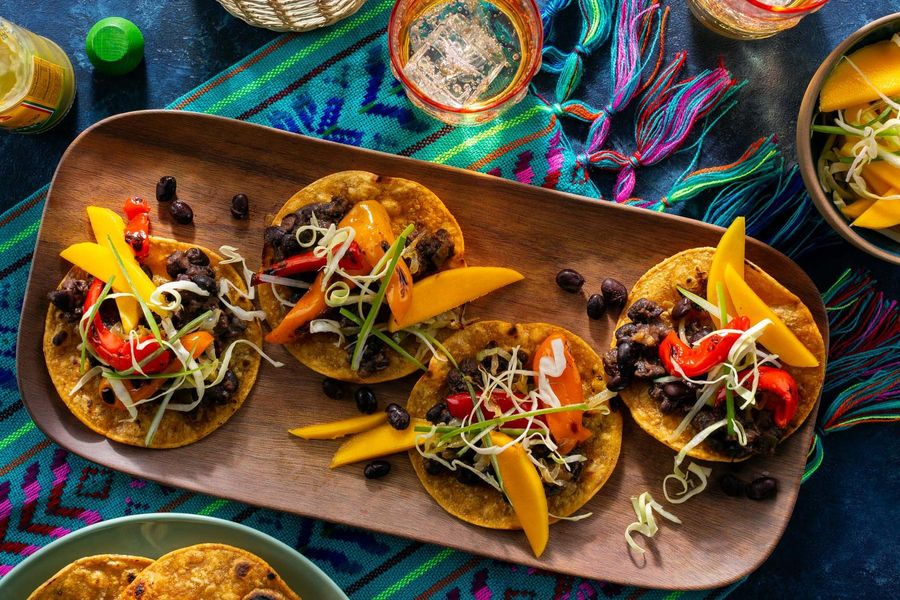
[389,0,542,124]
[686,0,829,40]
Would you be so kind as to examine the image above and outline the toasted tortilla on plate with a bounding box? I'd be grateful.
[27,554,152,600]
[614,247,826,462]
[406,321,623,529]
[118,543,300,600]
[43,238,263,449]
[258,171,466,383]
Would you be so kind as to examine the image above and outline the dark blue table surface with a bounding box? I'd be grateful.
[0,1,897,597]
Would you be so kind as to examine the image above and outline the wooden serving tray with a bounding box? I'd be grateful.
[17,111,827,590]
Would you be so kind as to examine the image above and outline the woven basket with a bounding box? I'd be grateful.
[216,0,368,32]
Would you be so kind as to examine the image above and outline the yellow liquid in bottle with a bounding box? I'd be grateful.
[0,17,75,133]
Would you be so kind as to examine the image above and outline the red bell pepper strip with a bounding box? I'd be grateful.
[123,196,150,220]
[658,316,751,378]
[532,334,591,454]
[445,391,544,429]
[716,365,799,428]
[83,278,171,373]
[251,242,366,286]
[123,196,152,261]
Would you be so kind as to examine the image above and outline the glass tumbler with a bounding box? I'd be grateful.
[686,0,830,40]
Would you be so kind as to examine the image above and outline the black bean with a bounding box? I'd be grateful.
[185,247,210,266]
[426,402,452,424]
[586,293,606,319]
[363,460,391,479]
[601,278,628,309]
[322,378,344,399]
[423,458,445,475]
[555,268,585,293]
[156,175,177,202]
[663,381,693,401]
[230,193,250,219]
[170,200,194,225]
[720,473,747,497]
[100,386,116,405]
[606,374,631,392]
[616,341,639,375]
[355,386,377,414]
[671,297,695,321]
[385,403,411,430]
[191,274,217,296]
[48,289,76,313]
[51,331,68,346]
[746,476,778,500]
[455,465,482,486]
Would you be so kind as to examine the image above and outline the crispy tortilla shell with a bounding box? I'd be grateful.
[118,543,300,600]
[27,554,152,600]
[43,237,263,449]
[406,321,623,529]
[615,247,826,462]
[258,171,465,383]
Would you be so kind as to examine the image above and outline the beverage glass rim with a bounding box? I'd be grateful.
[387,0,544,116]
[743,0,829,15]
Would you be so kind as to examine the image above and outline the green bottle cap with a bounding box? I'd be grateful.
[85,17,144,76]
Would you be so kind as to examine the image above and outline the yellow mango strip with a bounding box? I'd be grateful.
[864,161,900,194]
[490,432,549,558]
[60,242,166,316]
[289,413,387,440]
[853,190,900,229]
[840,199,877,219]
[723,265,818,368]
[86,207,140,331]
[387,267,524,332]
[330,419,429,468]
[819,40,900,112]
[706,217,744,326]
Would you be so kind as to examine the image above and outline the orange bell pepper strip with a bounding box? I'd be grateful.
[265,271,328,344]
[532,334,591,455]
[99,330,215,409]
[342,201,413,322]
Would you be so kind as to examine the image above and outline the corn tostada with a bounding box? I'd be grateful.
[406,321,622,556]
[604,218,826,466]
[258,170,521,383]
[44,199,275,448]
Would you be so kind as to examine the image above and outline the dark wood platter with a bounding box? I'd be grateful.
[17,110,827,589]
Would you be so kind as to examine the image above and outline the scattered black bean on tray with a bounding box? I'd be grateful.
[363,460,391,479]
[385,403,411,430]
[601,278,628,309]
[170,199,194,225]
[586,293,606,319]
[322,377,344,400]
[156,175,176,202]
[556,268,585,293]
[355,386,377,414]
[747,476,778,500]
[230,193,250,219]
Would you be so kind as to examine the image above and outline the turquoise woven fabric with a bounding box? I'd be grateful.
[0,1,746,597]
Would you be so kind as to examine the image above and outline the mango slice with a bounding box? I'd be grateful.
[60,242,164,315]
[853,191,900,229]
[387,267,524,332]
[491,432,549,558]
[330,419,429,468]
[840,199,877,219]
[86,207,141,331]
[820,40,900,112]
[706,217,745,325]
[864,160,900,193]
[289,413,387,440]
[723,265,818,367]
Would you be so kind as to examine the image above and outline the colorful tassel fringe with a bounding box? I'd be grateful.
[802,270,899,480]
[584,54,741,202]
[541,0,614,102]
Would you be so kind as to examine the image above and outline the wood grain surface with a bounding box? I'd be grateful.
[17,111,828,589]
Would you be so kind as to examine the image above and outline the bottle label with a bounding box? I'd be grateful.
[0,56,64,132]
